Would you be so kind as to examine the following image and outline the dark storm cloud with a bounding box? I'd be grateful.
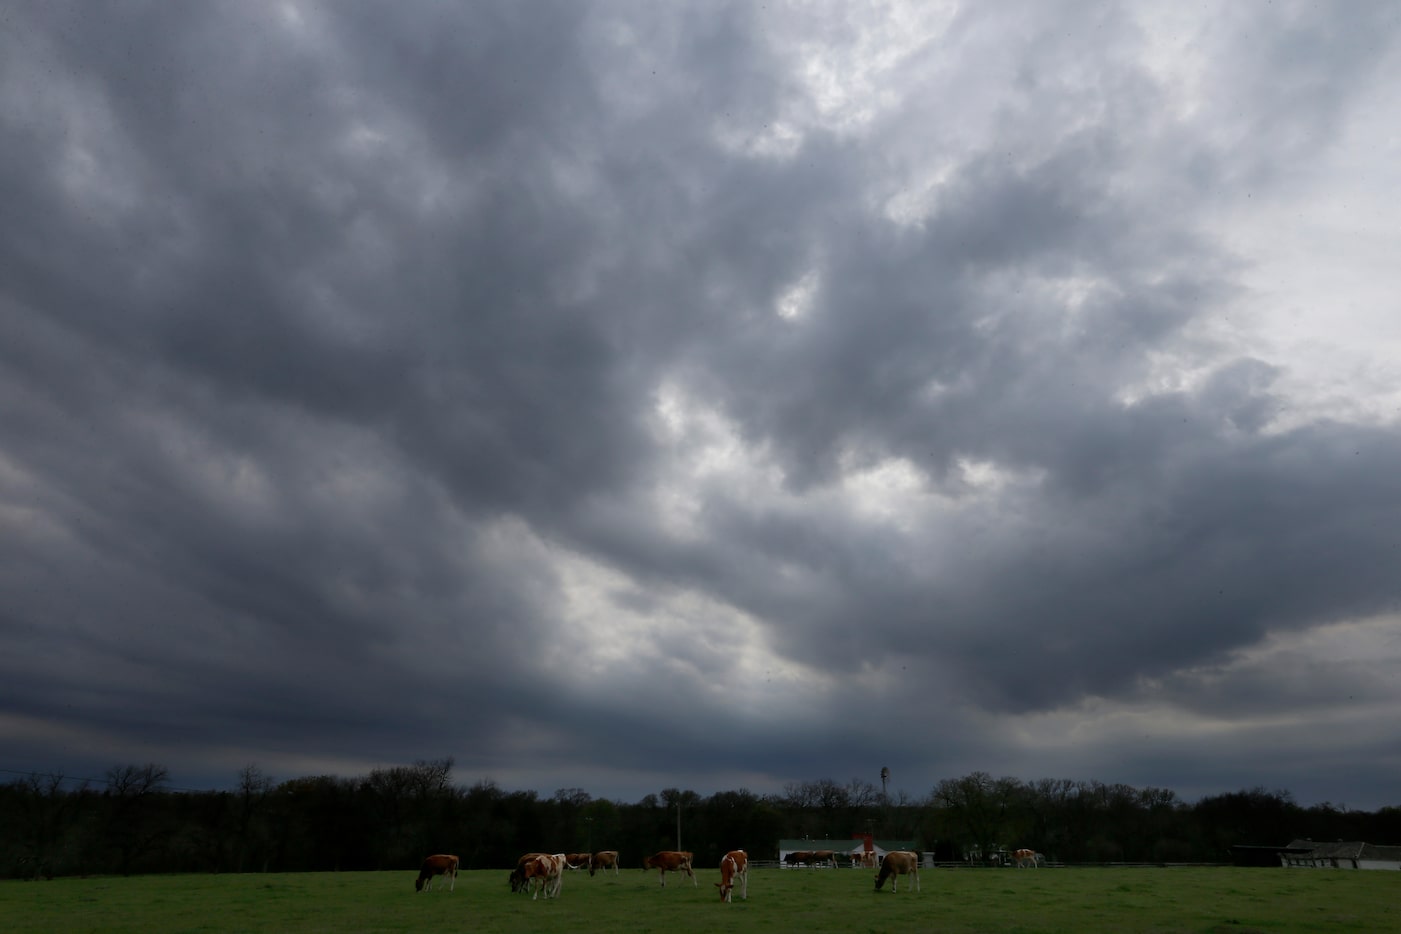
[3,1,1400,807]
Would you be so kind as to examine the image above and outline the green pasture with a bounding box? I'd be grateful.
[3,865,1397,934]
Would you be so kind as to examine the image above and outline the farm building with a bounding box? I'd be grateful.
[778,837,919,867]
[1280,840,1401,870]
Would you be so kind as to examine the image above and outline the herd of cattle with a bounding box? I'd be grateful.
[413,848,938,898]
[782,849,885,868]
[500,849,746,900]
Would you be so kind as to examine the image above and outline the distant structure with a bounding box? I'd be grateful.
[1281,840,1401,870]
[881,766,889,800]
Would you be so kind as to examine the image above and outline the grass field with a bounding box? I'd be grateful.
[3,865,1398,933]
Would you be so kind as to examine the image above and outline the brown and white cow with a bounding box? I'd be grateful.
[521,852,566,899]
[565,853,591,870]
[874,850,921,893]
[415,853,459,892]
[642,850,697,887]
[716,849,748,902]
[589,850,620,876]
[509,852,547,893]
[1014,848,1041,868]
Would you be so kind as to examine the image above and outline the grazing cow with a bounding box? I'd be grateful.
[565,853,591,870]
[415,854,459,892]
[874,850,921,893]
[784,850,813,867]
[643,850,697,887]
[716,849,748,902]
[509,852,547,893]
[522,853,566,899]
[1014,848,1041,868]
[589,850,620,876]
[809,849,836,868]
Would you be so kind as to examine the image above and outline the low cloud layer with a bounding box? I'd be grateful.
[3,1,1400,809]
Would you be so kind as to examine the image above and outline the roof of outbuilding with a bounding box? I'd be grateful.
[1285,840,1401,861]
[778,838,916,851]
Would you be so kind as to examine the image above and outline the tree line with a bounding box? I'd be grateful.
[4,761,1398,878]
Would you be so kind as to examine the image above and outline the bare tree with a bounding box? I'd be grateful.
[104,763,170,875]
[235,764,274,872]
[106,763,169,798]
[13,772,87,878]
[407,758,455,798]
[553,787,592,809]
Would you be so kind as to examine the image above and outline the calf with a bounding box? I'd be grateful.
[716,849,748,902]
[874,850,921,893]
[642,850,697,887]
[589,850,620,876]
[1014,848,1041,868]
[415,853,459,892]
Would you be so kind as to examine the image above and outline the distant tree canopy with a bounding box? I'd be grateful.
[3,761,1397,878]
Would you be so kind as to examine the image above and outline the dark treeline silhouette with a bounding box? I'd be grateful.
[4,762,1398,878]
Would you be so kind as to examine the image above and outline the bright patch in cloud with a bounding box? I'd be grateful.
[775,267,819,320]
[779,0,958,134]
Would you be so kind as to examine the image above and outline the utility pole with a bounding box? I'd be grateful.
[676,801,682,851]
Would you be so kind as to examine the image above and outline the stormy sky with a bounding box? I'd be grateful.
[4,1,1400,809]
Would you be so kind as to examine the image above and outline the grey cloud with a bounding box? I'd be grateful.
[3,1,1400,808]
